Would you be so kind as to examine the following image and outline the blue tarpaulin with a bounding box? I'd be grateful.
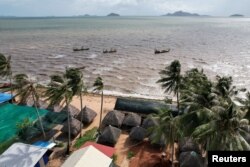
[0,93,12,103]
[33,141,56,149]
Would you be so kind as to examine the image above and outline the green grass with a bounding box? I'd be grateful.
[127,151,135,159]
[0,137,18,154]
[74,127,98,149]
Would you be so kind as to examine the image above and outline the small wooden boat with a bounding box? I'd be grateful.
[73,47,89,52]
[154,48,170,54]
[103,48,117,54]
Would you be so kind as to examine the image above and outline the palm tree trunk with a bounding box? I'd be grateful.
[79,91,83,137]
[176,88,180,113]
[9,72,13,103]
[66,100,71,154]
[32,92,46,139]
[98,91,104,131]
[171,144,174,167]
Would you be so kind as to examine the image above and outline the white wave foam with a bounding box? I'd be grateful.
[48,54,67,59]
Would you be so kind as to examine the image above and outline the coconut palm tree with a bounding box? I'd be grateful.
[93,76,104,130]
[12,74,46,139]
[237,92,250,120]
[0,53,13,102]
[149,109,180,167]
[182,102,250,151]
[44,74,73,154]
[65,67,85,137]
[180,68,220,111]
[157,60,181,112]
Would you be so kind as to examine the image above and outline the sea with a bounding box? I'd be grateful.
[1,16,250,99]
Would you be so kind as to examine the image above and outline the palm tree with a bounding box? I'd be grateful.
[93,76,104,131]
[237,92,250,120]
[12,74,46,139]
[149,109,179,167]
[157,60,181,112]
[180,68,215,110]
[44,74,73,154]
[0,53,13,102]
[181,102,250,151]
[65,67,85,137]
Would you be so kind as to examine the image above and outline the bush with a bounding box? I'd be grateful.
[0,137,18,154]
[16,118,33,140]
[112,154,118,163]
[127,151,135,159]
[74,127,98,149]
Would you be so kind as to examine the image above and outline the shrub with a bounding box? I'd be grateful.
[74,127,98,149]
[127,151,135,159]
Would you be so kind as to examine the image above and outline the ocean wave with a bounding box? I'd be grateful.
[48,54,67,59]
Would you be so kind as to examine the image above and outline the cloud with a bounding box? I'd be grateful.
[0,0,249,16]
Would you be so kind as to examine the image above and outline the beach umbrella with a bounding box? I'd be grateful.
[102,110,125,127]
[179,137,201,154]
[122,113,141,128]
[142,116,158,130]
[62,117,83,137]
[76,106,97,124]
[179,151,204,167]
[98,125,121,146]
[61,105,80,118]
[129,126,146,141]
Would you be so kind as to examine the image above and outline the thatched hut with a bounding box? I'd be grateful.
[179,151,204,167]
[102,110,125,127]
[122,113,141,128]
[62,118,83,137]
[129,126,146,141]
[179,138,201,154]
[98,125,121,146]
[141,116,158,130]
[61,105,80,118]
[76,106,97,124]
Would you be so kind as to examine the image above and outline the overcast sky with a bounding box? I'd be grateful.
[0,0,249,17]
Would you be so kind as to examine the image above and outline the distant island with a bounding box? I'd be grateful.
[230,14,244,17]
[107,13,120,17]
[164,11,200,17]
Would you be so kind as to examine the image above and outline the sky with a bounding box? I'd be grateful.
[0,0,249,17]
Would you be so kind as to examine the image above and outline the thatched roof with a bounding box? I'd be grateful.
[98,125,121,146]
[179,138,201,154]
[179,151,204,167]
[129,126,146,141]
[76,106,97,124]
[61,105,80,118]
[141,117,158,130]
[102,110,125,127]
[62,117,83,137]
[122,113,141,127]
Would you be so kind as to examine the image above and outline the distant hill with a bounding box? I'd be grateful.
[107,13,120,17]
[164,11,200,17]
[230,14,244,17]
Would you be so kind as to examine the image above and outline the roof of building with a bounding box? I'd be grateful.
[0,93,12,104]
[0,142,48,167]
[61,145,112,167]
[81,141,115,157]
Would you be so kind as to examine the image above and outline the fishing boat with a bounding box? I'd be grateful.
[103,48,117,53]
[73,46,89,52]
[154,48,170,54]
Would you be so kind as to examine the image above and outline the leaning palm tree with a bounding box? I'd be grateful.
[93,76,104,130]
[0,53,13,101]
[157,60,181,112]
[149,109,179,167]
[65,67,85,137]
[44,74,73,154]
[12,74,46,139]
[185,102,250,151]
